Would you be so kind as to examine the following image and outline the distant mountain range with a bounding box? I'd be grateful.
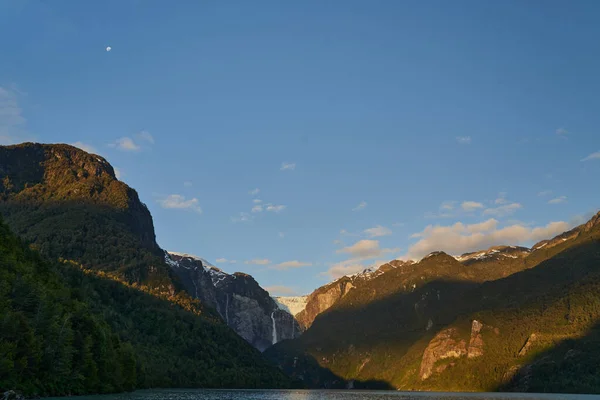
[3,142,600,395]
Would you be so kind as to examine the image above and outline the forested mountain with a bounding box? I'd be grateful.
[266,211,600,393]
[0,143,292,396]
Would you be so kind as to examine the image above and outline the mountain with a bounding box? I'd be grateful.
[0,143,171,289]
[266,211,600,393]
[165,252,301,351]
[0,143,292,395]
[0,216,291,396]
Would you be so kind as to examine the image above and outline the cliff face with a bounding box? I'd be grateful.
[166,252,301,351]
[0,142,169,286]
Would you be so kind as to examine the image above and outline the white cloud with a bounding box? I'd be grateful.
[405,218,573,259]
[352,201,367,211]
[0,86,29,144]
[279,232,285,238]
[183,181,193,187]
[158,194,202,213]
[581,151,600,162]
[113,167,122,180]
[106,46,112,52]
[216,258,236,264]
[249,188,260,195]
[538,190,552,197]
[425,201,457,219]
[364,225,392,238]
[456,136,472,144]
[461,201,484,211]
[441,201,456,211]
[71,141,97,154]
[556,128,568,136]
[245,259,271,265]
[266,204,286,213]
[280,162,296,171]
[137,130,154,144]
[253,199,262,204]
[323,258,389,280]
[494,193,508,205]
[483,202,522,217]
[109,137,140,152]
[271,260,313,270]
[231,212,253,223]
[265,285,298,296]
[251,205,263,213]
[337,239,400,259]
[548,196,567,204]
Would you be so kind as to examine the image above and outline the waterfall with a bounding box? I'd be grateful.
[271,311,277,344]
[225,294,229,324]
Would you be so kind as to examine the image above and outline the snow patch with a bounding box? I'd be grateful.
[274,296,308,316]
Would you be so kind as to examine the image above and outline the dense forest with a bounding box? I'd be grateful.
[0,217,291,396]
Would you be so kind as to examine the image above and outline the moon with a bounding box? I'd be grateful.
[106,46,112,52]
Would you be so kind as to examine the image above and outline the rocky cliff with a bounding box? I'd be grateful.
[166,252,301,351]
[0,142,171,288]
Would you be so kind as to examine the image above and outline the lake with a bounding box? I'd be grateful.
[46,389,600,400]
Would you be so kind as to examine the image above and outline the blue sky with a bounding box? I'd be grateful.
[1,0,600,296]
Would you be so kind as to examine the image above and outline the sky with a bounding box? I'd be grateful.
[1,0,600,297]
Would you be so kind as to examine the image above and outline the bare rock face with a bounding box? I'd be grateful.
[518,333,537,356]
[166,252,301,351]
[296,278,356,329]
[468,319,484,358]
[420,328,467,380]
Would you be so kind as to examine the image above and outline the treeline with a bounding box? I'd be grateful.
[0,218,290,396]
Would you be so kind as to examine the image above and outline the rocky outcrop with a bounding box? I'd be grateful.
[166,252,300,351]
[274,296,308,316]
[420,328,467,380]
[295,278,355,330]
[468,319,484,358]
[2,391,25,400]
[518,333,537,356]
[421,319,487,380]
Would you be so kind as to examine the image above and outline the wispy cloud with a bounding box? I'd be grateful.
[265,285,298,296]
[456,136,472,144]
[109,137,140,152]
[483,202,522,217]
[113,167,122,180]
[352,201,367,211]
[461,201,484,211]
[71,141,97,154]
[392,222,405,227]
[538,190,552,197]
[137,130,154,144]
[231,212,253,223]
[158,194,202,213]
[183,181,193,187]
[253,199,262,204]
[364,225,392,238]
[405,218,573,259]
[249,188,260,196]
[266,204,286,212]
[216,258,237,264]
[556,128,568,136]
[337,239,400,259]
[494,193,508,205]
[271,260,312,270]
[278,232,285,238]
[548,196,567,204]
[0,85,30,144]
[581,151,600,162]
[251,205,263,213]
[280,162,296,171]
[245,259,271,265]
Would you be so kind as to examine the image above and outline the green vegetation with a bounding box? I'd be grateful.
[0,217,290,396]
[268,213,600,393]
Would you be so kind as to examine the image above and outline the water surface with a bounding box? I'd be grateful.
[47,389,600,400]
